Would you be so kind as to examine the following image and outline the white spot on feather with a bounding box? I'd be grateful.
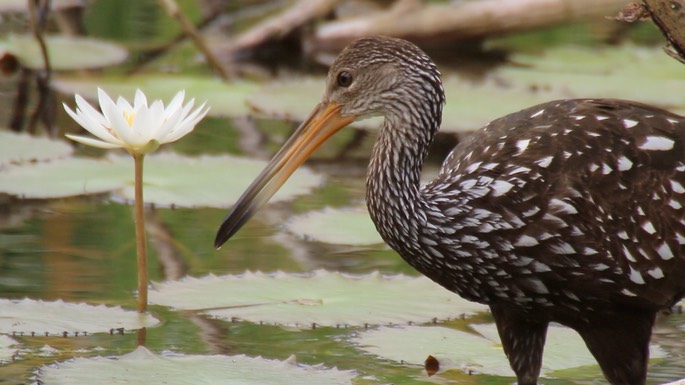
[670,180,685,194]
[490,180,514,197]
[535,156,553,168]
[628,267,645,284]
[530,109,545,118]
[642,221,656,234]
[514,235,539,247]
[639,136,674,151]
[516,139,531,154]
[647,267,665,279]
[622,118,638,128]
[617,156,633,171]
[657,242,674,260]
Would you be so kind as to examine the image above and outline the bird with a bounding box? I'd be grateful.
[215,35,685,385]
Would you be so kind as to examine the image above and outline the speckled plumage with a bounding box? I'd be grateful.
[217,36,685,385]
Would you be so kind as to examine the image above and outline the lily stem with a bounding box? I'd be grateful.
[133,153,148,313]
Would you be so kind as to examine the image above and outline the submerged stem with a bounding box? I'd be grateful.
[133,153,148,313]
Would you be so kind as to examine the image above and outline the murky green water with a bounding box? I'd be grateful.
[2,1,685,384]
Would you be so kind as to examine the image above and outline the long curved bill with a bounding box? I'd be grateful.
[215,102,356,249]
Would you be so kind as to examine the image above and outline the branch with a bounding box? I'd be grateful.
[157,0,232,80]
[314,0,630,50]
[642,0,685,63]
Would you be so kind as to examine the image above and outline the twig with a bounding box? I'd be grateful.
[314,0,629,51]
[642,0,685,63]
[156,0,232,80]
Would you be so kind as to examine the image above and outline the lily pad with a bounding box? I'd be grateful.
[353,323,665,378]
[53,76,260,117]
[0,335,18,364]
[498,45,685,114]
[0,131,73,167]
[284,206,383,245]
[0,298,159,335]
[149,270,488,327]
[36,346,356,385]
[0,35,127,70]
[0,152,323,207]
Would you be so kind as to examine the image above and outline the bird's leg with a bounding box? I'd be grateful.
[575,310,656,385]
[490,304,548,385]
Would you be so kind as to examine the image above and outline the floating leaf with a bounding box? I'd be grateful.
[284,206,383,245]
[0,298,158,335]
[149,270,487,327]
[499,45,685,114]
[115,153,323,208]
[0,152,323,207]
[0,131,73,167]
[36,346,356,385]
[0,335,18,364]
[0,156,129,198]
[54,76,259,117]
[0,35,127,70]
[353,324,665,379]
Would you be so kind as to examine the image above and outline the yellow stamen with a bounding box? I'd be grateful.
[124,111,136,126]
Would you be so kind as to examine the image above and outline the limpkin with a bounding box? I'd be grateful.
[215,36,685,385]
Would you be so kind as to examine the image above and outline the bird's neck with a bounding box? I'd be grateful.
[365,110,437,254]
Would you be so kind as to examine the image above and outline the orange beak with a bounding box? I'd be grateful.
[215,102,356,248]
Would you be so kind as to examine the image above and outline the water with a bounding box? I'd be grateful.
[2,1,685,384]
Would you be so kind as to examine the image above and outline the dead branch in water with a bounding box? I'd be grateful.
[313,0,630,51]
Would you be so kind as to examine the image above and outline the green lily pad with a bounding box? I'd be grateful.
[353,323,665,379]
[0,152,323,207]
[498,45,685,114]
[284,206,383,245]
[0,298,159,335]
[0,35,127,70]
[149,270,487,327]
[36,346,356,385]
[53,76,260,117]
[0,131,73,167]
[0,335,18,364]
[510,45,685,79]
[0,156,129,198]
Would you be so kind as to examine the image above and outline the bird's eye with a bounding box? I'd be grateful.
[337,71,353,87]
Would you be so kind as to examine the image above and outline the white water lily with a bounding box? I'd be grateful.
[62,88,208,318]
[64,88,208,155]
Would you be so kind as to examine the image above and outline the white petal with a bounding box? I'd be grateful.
[134,89,148,109]
[65,134,123,149]
[154,107,184,143]
[116,96,133,113]
[164,90,185,118]
[74,94,108,128]
[67,100,119,145]
[99,90,138,146]
[147,100,167,137]
[131,101,164,145]
[163,103,208,143]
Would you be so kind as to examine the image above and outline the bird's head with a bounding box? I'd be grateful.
[322,36,444,122]
[215,36,443,248]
